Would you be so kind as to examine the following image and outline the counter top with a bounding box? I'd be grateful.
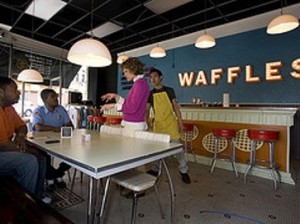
[180,103,300,111]
[180,106,297,126]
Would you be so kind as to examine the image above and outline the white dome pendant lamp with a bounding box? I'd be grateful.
[67,0,112,67]
[267,0,299,34]
[267,14,299,34]
[117,54,129,64]
[195,32,216,49]
[68,38,112,67]
[150,44,166,58]
[17,0,43,84]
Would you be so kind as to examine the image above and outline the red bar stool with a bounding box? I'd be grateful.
[210,128,238,177]
[181,123,196,162]
[87,115,94,130]
[244,129,280,190]
[108,117,122,126]
[93,116,107,131]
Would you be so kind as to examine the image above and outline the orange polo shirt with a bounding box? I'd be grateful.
[0,106,25,143]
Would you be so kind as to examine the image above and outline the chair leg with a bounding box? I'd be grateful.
[131,192,138,224]
[210,138,218,173]
[67,169,72,182]
[230,140,238,178]
[269,141,278,190]
[154,185,165,220]
[244,140,256,183]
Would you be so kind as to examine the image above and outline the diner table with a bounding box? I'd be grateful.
[26,129,183,224]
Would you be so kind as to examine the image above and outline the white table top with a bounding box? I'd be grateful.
[27,129,183,179]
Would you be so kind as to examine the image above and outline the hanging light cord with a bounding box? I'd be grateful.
[90,0,94,37]
[29,0,36,69]
[204,0,207,34]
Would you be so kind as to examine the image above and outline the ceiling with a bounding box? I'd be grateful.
[0,0,299,56]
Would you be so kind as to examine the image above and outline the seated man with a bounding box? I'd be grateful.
[0,77,50,204]
[32,89,73,190]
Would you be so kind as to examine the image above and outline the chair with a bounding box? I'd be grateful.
[100,125,122,135]
[181,123,196,162]
[210,128,238,177]
[98,131,171,224]
[111,162,164,224]
[244,129,280,190]
[134,130,170,142]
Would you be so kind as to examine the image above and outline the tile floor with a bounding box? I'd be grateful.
[58,158,300,224]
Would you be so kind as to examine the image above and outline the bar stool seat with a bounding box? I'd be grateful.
[181,123,196,162]
[93,116,107,131]
[109,117,122,125]
[244,129,280,190]
[210,128,238,177]
[87,115,94,130]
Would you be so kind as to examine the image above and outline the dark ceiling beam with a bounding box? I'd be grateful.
[110,0,282,53]
[209,0,229,23]
[108,0,238,50]
[54,0,111,40]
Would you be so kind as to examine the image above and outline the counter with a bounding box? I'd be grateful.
[180,105,298,184]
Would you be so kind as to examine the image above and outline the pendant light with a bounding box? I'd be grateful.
[67,0,112,67]
[267,14,299,34]
[195,0,216,49]
[116,27,129,64]
[267,0,299,35]
[17,69,43,83]
[195,32,216,48]
[150,44,166,58]
[17,0,43,83]
[117,54,129,64]
[17,0,43,117]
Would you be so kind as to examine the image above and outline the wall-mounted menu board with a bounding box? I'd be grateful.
[11,49,55,79]
[9,48,80,88]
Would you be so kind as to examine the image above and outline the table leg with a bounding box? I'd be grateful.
[162,159,175,224]
[87,177,97,224]
[98,177,111,224]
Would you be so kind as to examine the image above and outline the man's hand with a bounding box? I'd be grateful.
[13,134,27,151]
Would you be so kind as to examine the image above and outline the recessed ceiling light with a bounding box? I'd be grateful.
[87,22,123,38]
[145,0,192,14]
[25,0,66,21]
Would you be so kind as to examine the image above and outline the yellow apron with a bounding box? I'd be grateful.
[153,92,180,140]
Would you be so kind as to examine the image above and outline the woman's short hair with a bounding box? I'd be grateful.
[121,57,144,75]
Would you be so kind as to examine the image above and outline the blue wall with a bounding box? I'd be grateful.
[118,27,300,104]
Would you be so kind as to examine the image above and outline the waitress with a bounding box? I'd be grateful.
[100,57,150,137]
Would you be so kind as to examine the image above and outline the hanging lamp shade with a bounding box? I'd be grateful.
[195,33,216,49]
[17,69,43,83]
[117,54,129,64]
[267,14,299,34]
[150,46,166,58]
[67,38,112,67]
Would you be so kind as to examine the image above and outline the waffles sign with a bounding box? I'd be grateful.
[178,58,300,87]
